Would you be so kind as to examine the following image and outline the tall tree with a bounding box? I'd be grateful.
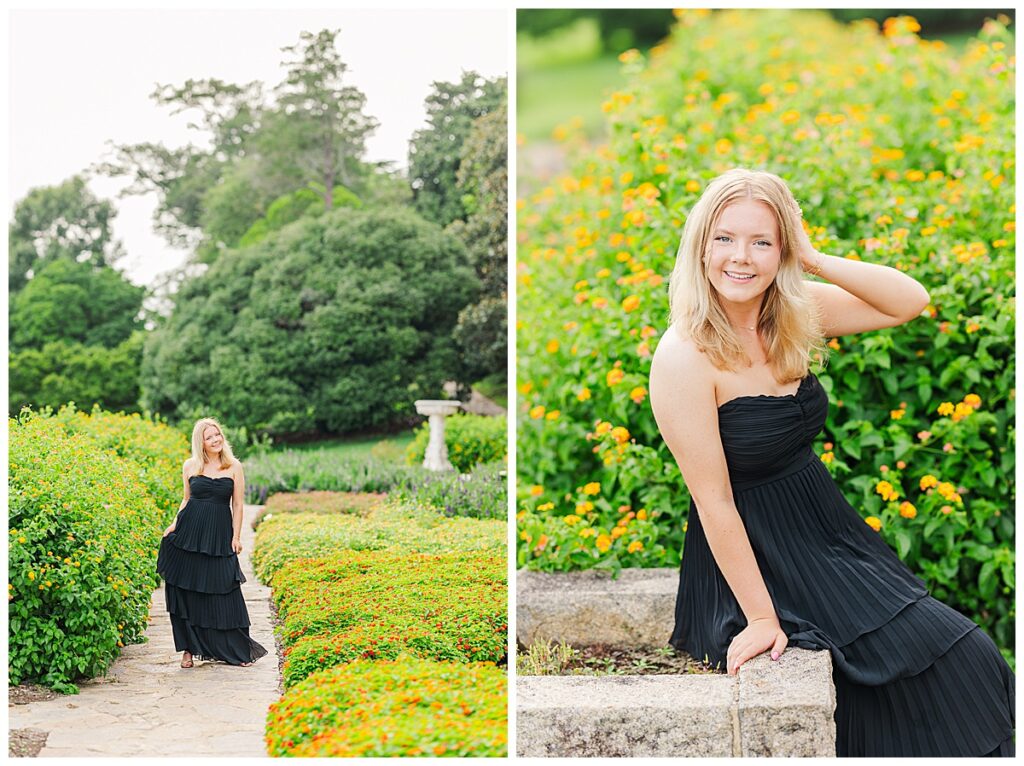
[97,80,263,251]
[447,102,508,383]
[408,72,506,228]
[8,176,124,292]
[265,29,379,211]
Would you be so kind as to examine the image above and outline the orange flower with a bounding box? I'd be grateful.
[606,369,625,386]
[611,426,631,444]
[865,516,883,531]
[622,295,641,313]
[595,534,612,553]
[630,386,647,404]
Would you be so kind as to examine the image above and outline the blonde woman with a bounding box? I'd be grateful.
[649,168,1013,757]
[156,418,267,668]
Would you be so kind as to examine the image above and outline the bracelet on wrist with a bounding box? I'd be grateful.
[806,251,824,277]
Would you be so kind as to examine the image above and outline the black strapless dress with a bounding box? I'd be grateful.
[669,373,1014,757]
[156,475,267,665]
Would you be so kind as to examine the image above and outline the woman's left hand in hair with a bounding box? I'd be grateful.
[232,537,242,554]
[788,203,819,271]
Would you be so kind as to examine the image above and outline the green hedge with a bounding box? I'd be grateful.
[265,655,507,756]
[8,409,188,691]
[252,498,505,585]
[273,549,506,687]
[392,462,507,520]
[250,490,385,529]
[406,413,508,472]
[244,449,424,503]
[516,10,1014,660]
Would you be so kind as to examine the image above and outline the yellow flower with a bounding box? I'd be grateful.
[685,180,701,193]
[579,528,596,538]
[27,571,35,581]
[577,387,591,402]
[875,480,899,502]
[628,540,644,553]
[865,516,883,531]
[606,368,625,386]
[529,405,545,419]
[899,501,917,519]
[636,508,648,520]
[583,482,601,496]
[545,410,561,421]
[595,534,612,553]
[595,421,612,435]
[622,295,641,313]
[630,386,647,404]
[546,339,560,354]
[890,408,905,420]
[529,485,544,496]
[563,515,581,526]
[920,475,939,490]
[937,402,954,416]
[963,393,982,408]
[821,451,834,464]
[952,402,974,421]
[611,426,631,444]
[937,482,957,501]
[537,502,554,511]
[575,501,595,514]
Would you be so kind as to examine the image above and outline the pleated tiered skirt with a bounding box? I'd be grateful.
[670,453,1015,757]
[156,495,267,665]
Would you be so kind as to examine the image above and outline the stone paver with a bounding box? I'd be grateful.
[9,505,279,757]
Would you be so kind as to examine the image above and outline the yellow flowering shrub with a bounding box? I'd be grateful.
[517,10,1014,660]
[9,408,188,692]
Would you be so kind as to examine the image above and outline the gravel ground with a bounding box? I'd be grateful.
[8,728,48,757]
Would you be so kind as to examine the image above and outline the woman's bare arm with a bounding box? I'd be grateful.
[650,332,788,673]
[230,462,245,552]
[163,461,192,537]
[792,209,930,337]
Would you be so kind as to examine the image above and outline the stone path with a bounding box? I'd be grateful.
[8,505,280,757]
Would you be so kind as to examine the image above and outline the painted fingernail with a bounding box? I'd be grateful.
[771,651,779,660]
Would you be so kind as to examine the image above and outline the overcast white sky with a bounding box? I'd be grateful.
[9,8,508,287]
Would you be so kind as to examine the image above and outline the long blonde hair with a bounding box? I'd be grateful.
[668,167,825,382]
[186,417,236,477]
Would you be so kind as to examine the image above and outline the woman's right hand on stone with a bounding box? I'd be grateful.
[726,616,789,675]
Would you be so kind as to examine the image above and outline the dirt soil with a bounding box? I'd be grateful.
[9,685,59,705]
[521,643,726,676]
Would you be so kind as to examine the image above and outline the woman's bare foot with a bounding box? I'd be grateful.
[240,661,253,667]
[181,652,194,668]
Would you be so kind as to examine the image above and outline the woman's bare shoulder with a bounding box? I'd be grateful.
[651,326,714,382]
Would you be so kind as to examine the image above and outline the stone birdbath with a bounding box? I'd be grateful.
[414,399,463,471]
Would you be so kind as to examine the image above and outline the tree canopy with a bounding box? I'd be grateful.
[408,72,506,228]
[141,207,477,436]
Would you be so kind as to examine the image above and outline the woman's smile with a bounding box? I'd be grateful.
[707,199,782,304]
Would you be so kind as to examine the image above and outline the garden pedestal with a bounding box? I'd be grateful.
[414,399,462,471]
